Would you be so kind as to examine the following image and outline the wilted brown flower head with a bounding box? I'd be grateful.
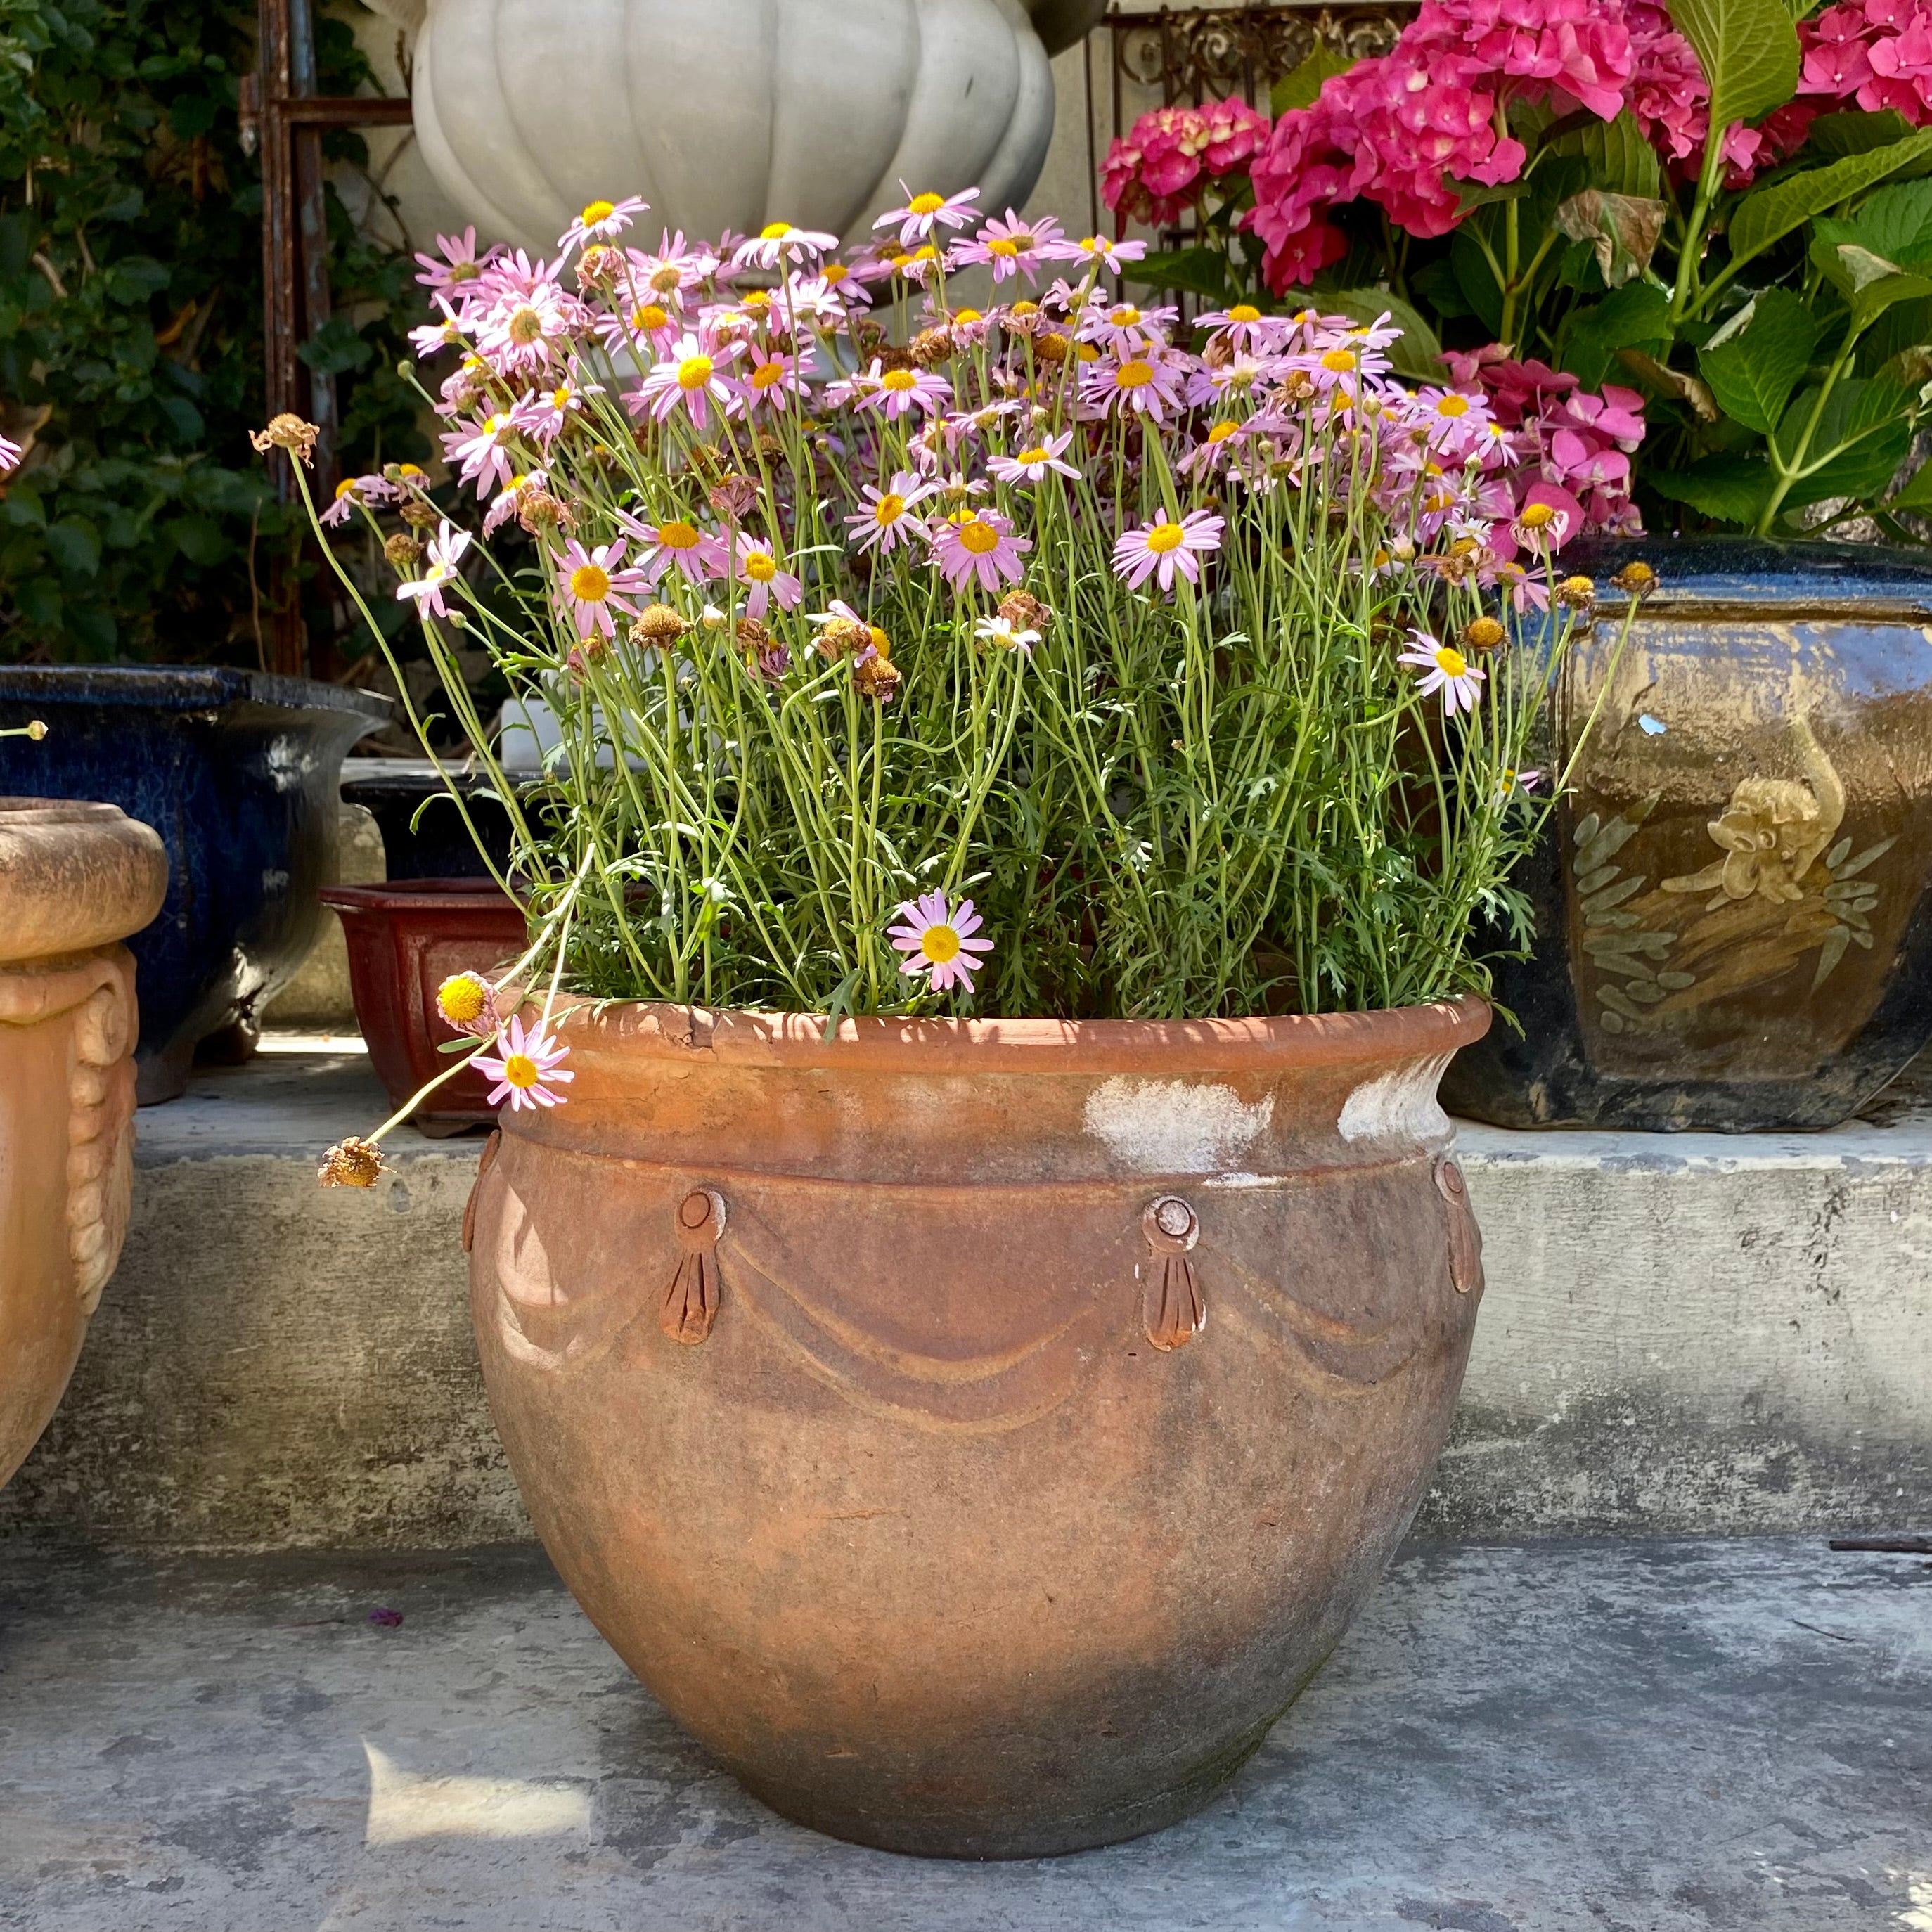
[517,490,566,533]
[733,615,771,652]
[1555,574,1597,611]
[634,604,690,644]
[708,473,759,520]
[1459,615,1507,655]
[910,326,953,368]
[399,496,440,529]
[250,414,319,465]
[1035,332,1071,364]
[318,1135,384,1187]
[854,647,901,702]
[576,243,619,287]
[383,533,424,569]
[816,615,872,662]
[1611,560,1659,597]
[998,589,1053,633]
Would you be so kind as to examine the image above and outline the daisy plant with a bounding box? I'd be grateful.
[266,184,1650,1168]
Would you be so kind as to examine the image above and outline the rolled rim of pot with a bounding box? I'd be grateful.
[1566,534,1932,615]
[0,665,394,721]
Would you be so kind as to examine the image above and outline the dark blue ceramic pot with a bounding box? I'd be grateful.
[0,668,389,1102]
[1443,538,1932,1131]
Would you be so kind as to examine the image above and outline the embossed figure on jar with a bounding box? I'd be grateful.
[0,799,167,1488]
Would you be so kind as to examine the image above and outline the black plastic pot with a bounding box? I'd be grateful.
[0,667,389,1102]
[1443,537,1932,1131]
[340,757,517,882]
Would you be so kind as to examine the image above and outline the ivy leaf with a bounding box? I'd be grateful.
[1697,288,1820,432]
[1728,130,1932,276]
[1668,0,1800,141]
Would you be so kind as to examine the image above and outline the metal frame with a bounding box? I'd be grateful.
[241,0,411,676]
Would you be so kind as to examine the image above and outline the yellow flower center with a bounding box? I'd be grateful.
[571,562,611,603]
[1010,300,1040,318]
[1115,359,1154,389]
[649,264,681,293]
[909,192,946,216]
[1110,306,1141,326]
[745,551,778,582]
[1435,394,1471,418]
[760,220,794,241]
[958,519,1002,556]
[1015,446,1049,465]
[988,238,1019,258]
[882,369,919,392]
[922,922,960,963]
[874,493,906,526]
[333,478,357,500]
[503,1052,539,1090]
[1146,522,1185,555]
[552,387,572,408]
[1434,645,1469,678]
[436,974,487,1024]
[1519,501,1557,528]
[752,361,787,389]
[953,307,982,324]
[581,199,614,224]
[1228,304,1261,323]
[508,306,543,346]
[823,264,849,285]
[1321,349,1356,373]
[678,355,714,390]
[397,464,423,478]
[869,625,891,657]
[741,289,771,310]
[449,261,481,283]
[913,245,939,263]
[631,304,669,335]
[1206,420,1239,444]
[657,520,700,550]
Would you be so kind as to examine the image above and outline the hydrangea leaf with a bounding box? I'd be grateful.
[1770,375,1917,505]
[1728,131,1932,276]
[1270,41,1354,115]
[1697,288,1820,432]
[1325,287,1443,380]
[1669,0,1800,140]
[1649,453,1777,524]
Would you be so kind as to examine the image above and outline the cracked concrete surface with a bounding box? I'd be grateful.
[1,1535,1928,1930]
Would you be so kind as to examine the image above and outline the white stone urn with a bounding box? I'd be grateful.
[0,799,167,1488]
[405,0,1105,256]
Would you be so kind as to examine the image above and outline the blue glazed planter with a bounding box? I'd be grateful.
[0,668,389,1102]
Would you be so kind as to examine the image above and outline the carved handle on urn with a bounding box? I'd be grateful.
[663,1188,726,1345]
[1434,1157,1485,1297]
[1142,1196,1205,1352]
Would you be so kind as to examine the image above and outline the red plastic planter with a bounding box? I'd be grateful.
[321,880,528,1135]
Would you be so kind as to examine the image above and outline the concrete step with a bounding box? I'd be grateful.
[1,1039,1927,1551]
[0,1535,1925,1928]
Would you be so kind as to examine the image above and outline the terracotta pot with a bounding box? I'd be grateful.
[1443,537,1932,1130]
[0,799,168,1489]
[466,996,1491,1857]
[321,880,528,1135]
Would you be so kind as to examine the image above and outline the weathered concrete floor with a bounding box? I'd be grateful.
[1,1536,1926,1931]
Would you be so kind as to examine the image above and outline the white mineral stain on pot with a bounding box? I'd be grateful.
[1336,1055,1453,1145]
[1082,1078,1273,1174]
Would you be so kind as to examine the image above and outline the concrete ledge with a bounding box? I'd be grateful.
[1,1041,1926,1550]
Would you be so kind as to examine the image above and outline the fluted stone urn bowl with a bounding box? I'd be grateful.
[465,995,1491,1857]
[0,799,167,1489]
[410,0,1106,255]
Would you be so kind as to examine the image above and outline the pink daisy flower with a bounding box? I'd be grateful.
[730,536,804,621]
[320,472,394,528]
[846,472,934,555]
[442,412,521,498]
[474,1014,574,1113]
[1112,510,1224,593]
[1398,629,1488,716]
[950,208,1064,283]
[733,221,840,271]
[474,276,581,379]
[931,510,1031,595]
[735,344,814,412]
[554,537,650,640]
[875,186,980,248]
[987,430,1079,487]
[510,380,600,446]
[1079,347,1186,422]
[413,226,494,297]
[636,331,743,430]
[618,513,728,586]
[1061,233,1148,272]
[558,195,648,254]
[408,300,469,359]
[1194,302,1287,354]
[1077,300,1178,354]
[888,889,993,994]
[858,363,953,421]
[395,520,472,622]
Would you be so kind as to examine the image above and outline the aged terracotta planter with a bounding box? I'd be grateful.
[321,880,527,1135]
[466,996,1491,1857]
[0,799,167,1489]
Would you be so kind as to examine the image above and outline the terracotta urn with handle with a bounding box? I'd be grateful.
[0,799,167,1489]
[465,994,1490,1857]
